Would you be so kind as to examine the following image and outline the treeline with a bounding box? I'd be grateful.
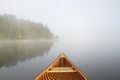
[0,14,54,40]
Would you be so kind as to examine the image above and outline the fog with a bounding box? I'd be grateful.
[0,0,120,43]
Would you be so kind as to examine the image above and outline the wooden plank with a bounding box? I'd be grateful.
[47,67,77,72]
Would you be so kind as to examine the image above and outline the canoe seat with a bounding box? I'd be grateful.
[47,67,77,72]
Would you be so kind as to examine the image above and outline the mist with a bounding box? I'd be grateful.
[0,0,120,80]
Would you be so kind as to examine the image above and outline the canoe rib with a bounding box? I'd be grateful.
[34,53,88,80]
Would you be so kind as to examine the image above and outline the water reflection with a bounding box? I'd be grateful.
[0,40,53,68]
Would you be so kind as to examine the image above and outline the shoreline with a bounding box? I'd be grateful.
[0,39,58,43]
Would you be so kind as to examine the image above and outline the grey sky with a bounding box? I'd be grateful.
[0,0,120,42]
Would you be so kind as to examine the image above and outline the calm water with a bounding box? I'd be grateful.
[0,40,120,80]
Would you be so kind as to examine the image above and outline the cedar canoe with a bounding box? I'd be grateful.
[34,53,88,80]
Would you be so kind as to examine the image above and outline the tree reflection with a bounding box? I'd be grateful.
[0,41,53,68]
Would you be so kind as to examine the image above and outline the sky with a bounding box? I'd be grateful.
[0,0,120,43]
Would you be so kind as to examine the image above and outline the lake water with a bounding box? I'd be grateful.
[0,39,120,80]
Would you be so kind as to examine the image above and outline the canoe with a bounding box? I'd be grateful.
[34,53,88,80]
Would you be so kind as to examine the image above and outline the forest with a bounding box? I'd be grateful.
[0,14,54,40]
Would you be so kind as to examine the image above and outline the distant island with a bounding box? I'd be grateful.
[0,14,57,40]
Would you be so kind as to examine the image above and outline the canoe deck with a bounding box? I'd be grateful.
[34,53,88,80]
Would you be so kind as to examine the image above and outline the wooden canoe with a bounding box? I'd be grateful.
[34,53,88,80]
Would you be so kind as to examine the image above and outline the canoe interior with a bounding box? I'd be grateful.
[38,72,86,80]
[34,53,87,80]
[53,57,72,67]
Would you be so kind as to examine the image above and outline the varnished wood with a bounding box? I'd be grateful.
[34,53,88,80]
[47,67,77,72]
